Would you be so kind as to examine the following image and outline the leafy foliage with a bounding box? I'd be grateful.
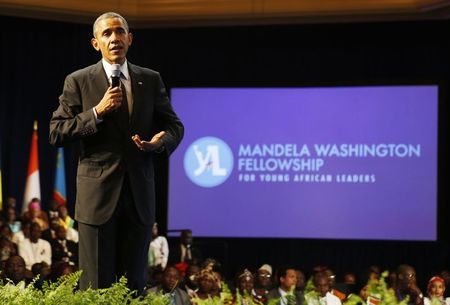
[0,271,171,305]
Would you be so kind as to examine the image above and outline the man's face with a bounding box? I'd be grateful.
[399,267,417,289]
[280,269,297,291]
[181,231,193,246]
[30,224,41,242]
[56,226,67,240]
[163,267,179,291]
[91,17,132,64]
[315,276,330,297]
[257,269,272,287]
[6,256,26,282]
[186,265,200,287]
[296,270,306,289]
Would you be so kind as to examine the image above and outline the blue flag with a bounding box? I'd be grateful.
[53,147,67,205]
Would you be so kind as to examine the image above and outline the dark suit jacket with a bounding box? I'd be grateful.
[168,243,202,264]
[148,286,191,305]
[266,288,304,305]
[49,60,183,226]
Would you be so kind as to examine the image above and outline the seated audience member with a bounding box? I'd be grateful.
[305,272,341,305]
[201,258,225,296]
[0,236,17,261]
[5,207,21,234]
[387,269,397,290]
[18,222,52,270]
[46,199,60,220]
[170,229,202,264]
[234,268,261,305]
[148,222,169,270]
[50,225,78,266]
[50,261,77,282]
[325,269,346,302]
[343,283,369,305]
[182,264,201,298]
[58,205,75,229]
[424,276,450,305]
[343,273,356,285]
[1,236,17,262]
[42,217,60,242]
[395,264,424,305]
[32,261,51,281]
[31,261,51,289]
[193,266,221,300]
[2,255,29,285]
[295,269,306,294]
[43,217,78,244]
[12,221,32,245]
[254,264,273,303]
[235,269,255,296]
[22,198,49,230]
[0,224,14,240]
[148,265,191,305]
[267,265,304,305]
[1,197,18,220]
[440,271,450,298]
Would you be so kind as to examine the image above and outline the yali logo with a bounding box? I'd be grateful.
[184,137,233,187]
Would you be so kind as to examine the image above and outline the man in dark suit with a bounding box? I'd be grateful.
[169,229,202,265]
[148,265,191,305]
[49,11,183,293]
[267,266,304,305]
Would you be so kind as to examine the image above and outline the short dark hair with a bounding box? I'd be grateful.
[278,265,296,279]
[93,12,129,37]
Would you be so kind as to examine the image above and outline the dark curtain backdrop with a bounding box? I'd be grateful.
[0,15,449,284]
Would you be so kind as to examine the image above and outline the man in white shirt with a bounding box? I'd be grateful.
[305,272,341,305]
[18,222,52,270]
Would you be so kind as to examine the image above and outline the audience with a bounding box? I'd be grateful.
[395,264,424,305]
[254,264,274,303]
[192,265,221,300]
[57,205,74,229]
[295,269,306,294]
[148,265,191,305]
[2,255,29,285]
[305,272,342,305]
[182,263,201,298]
[0,198,448,305]
[267,265,304,305]
[18,222,52,270]
[50,225,78,266]
[4,207,21,234]
[424,276,450,305]
[22,198,49,230]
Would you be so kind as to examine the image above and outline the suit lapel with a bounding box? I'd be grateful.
[89,61,109,106]
[128,62,145,128]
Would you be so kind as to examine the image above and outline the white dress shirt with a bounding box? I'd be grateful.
[101,58,133,115]
[18,238,52,270]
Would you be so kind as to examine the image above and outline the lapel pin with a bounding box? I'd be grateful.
[138,81,143,85]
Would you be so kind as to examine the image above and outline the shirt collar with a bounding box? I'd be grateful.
[102,59,130,81]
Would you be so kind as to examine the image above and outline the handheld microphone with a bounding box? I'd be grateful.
[111,64,121,88]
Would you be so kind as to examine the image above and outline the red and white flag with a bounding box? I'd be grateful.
[22,120,41,213]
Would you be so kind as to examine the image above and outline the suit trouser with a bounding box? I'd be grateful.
[78,174,152,293]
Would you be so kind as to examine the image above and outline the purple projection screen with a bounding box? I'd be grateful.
[168,86,438,241]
